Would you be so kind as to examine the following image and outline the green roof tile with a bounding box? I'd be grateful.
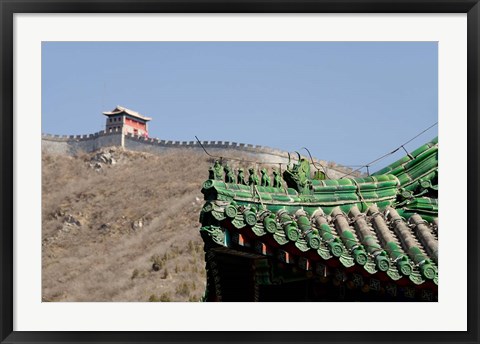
[200,138,439,295]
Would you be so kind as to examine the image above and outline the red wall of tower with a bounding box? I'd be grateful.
[125,118,147,131]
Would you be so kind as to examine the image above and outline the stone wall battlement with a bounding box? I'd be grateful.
[41,130,357,177]
[42,128,123,142]
[123,133,289,157]
[42,130,284,154]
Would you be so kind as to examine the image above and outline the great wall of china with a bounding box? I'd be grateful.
[41,128,359,178]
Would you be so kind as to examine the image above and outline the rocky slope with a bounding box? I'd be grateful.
[42,148,212,302]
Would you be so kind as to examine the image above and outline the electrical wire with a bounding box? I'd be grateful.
[195,136,295,166]
[339,122,438,178]
[301,146,331,179]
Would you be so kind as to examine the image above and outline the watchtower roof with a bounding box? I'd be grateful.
[102,105,152,122]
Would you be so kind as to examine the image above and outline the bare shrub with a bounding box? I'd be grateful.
[148,294,160,302]
[131,269,139,280]
[175,282,190,297]
[161,268,169,279]
[159,293,171,302]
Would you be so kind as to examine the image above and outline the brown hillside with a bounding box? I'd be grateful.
[42,148,214,302]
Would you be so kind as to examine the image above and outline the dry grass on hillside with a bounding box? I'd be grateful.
[42,148,214,302]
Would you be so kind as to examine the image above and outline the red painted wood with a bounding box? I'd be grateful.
[125,117,147,130]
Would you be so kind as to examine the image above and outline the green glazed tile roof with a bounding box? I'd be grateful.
[199,137,438,287]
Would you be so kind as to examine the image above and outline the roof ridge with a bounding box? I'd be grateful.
[102,105,152,121]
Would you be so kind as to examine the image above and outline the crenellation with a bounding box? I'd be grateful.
[42,131,356,176]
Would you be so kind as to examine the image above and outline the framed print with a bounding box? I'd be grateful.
[1,1,479,343]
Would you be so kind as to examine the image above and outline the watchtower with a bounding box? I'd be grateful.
[102,105,152,137]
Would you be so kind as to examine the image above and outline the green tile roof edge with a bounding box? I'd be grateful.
[199,137,438,286]
[372,136,438,176]
[199,203,438,285]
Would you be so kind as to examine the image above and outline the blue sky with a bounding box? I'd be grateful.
[42,42,437,170]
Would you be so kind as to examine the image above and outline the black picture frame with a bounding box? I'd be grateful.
[1,1,478,343]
